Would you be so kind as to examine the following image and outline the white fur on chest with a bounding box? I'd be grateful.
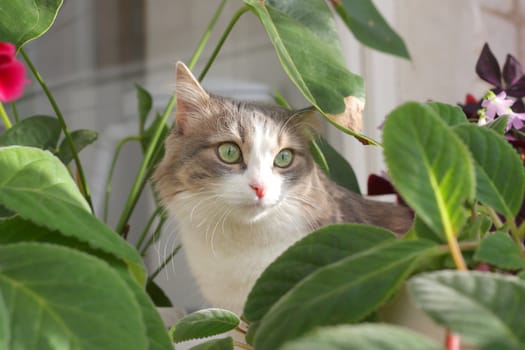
[169,193,310,314]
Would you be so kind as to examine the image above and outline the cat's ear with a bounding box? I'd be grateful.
[291,107,322,138]
[175,61,210,133]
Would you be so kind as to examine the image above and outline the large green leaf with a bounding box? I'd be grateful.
[243,224,395,323]
[332,0,409,59]
[0,115,61,150]
[0,243,147,350]
[280,324,440,350]
[57,129,98,165]
[0,146,145,283]
[253,239,438,350]
[0,0,63,48]
[0,292,8,349]
[408,271,525,349]
[474,232,525,270]
[383,102,475,241]
[453,124,525,218]
[426,102,468,126]
[245,0,373,143]
[169,308,239,343]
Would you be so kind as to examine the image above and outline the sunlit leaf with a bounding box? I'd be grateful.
[253,239,437,350]
[0,243,147,350]
[0,0,63,48]
[0,146,146,284]
[383,102,475,240]
[409,271,525,349]
[280,324,440,350]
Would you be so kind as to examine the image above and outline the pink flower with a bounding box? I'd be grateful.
[481,91,514,121]
[0,42,27,102]
[507,111,525,131]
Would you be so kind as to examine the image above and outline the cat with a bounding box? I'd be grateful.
[153,62,413,315]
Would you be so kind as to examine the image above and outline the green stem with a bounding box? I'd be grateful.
[140,216,167,256]
[187,0,228,69]
[10,102,19,124]
[148,244,181,281]
[114,1,234,234]
[103,135,141,222]
[485,205,504,229]
[20,48,94,212]
[136,206,162,250]
[115,97,175,234]
[198,6,250,81]
[507,218,525,257]
[0,102,12,129]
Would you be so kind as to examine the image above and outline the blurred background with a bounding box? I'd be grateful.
[13,0,524,311]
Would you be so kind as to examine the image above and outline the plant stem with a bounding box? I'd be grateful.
[187,0,228,70]
[148,244,181,281]
[115,97,174,234]
[508,218,525,257]
[135,206,162,250]
[485,205,504,229]
[447,235,468,271]
[114,0,231,234]
[10,102,19,123]
[0,102,12,129]
[140,216,167,256]
[20,48,94,212]
[198,6,250,81]
[103,135,141,222]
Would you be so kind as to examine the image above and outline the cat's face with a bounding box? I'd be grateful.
[154,63,318,224]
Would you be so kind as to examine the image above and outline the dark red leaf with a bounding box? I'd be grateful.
[506,75,525,98]
[502,54,524,87]
[475,43,502,87]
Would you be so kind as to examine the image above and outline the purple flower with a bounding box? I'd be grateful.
[481,91,514,121]
[507,111,525,131]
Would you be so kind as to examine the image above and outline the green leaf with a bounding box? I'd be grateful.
[243,224,395,323]
[188,337,234,350]
[0,204,15,218]
[57,129,98,165]
[170,308,240,343]
[0,217,171,349]
[408,270,525,348]
[118,270,173,350]
[146,279,173,307]
[280,324,440,350]
[383,102,475,241]
[426,102,468,126]
[141,112,169,167]
[485,116,509,135]
[474,232,525,270]
[0,115,61,150]
[0,242,147,350]
[0,146,146,284]
[253,239,438,350]
[245,0,373,143]
[0,0,63,48]
[412,215,442,242]
[332,0,409,59]
[453,124,525,218]
[136,84,153,133]
[0,292,8,349]
[312,137,361,194]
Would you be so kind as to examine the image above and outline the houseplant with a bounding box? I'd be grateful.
[1,1,524,350]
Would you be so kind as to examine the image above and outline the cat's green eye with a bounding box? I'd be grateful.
[217,142,242,164]
[274,149,293,168]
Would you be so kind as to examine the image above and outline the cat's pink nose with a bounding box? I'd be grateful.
[250,184,265,199]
